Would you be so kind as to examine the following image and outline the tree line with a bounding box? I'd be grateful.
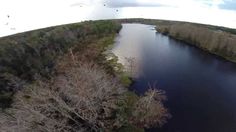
[156,22,236,62]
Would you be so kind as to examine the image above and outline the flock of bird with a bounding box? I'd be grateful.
[104,3,119,12]
[75,2,119,12]
[3,14,16,30]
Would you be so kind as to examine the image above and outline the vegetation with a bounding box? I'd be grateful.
[0,20,170,131]
[156,22,236,62]
[0,20,121,108]
[119,18,236,35]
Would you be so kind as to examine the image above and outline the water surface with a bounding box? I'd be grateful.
[112,23,236,132]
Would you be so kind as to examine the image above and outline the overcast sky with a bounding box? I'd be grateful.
[0,0,236,37]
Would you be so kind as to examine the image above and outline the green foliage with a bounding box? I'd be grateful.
[162,27,169,35]
[120,74,132,87]
[115,89,170,130]
[0,92,12,109]
[116,91,140,130]
[117,123,144,132]
[118,92,139,116]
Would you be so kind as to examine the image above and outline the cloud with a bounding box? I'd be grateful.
[105,0,218,8]
[69,0,234,9]
[70,3,86,7]
[106,1,163,8]
[199,0,236,10]
[219,0,236,10]
[70,0,102,7]
[69,0,167,8]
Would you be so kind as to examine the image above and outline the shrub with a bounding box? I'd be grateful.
[116,88,170,131]
[0,62,126,131]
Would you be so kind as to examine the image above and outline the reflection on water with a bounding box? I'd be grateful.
[112,23,236,132]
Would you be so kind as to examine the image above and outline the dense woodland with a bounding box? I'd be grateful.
[0,20,170,131]
[0,20,122,108]
[157,22,236,62]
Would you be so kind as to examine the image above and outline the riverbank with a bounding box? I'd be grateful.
[111,23,236,132]
[118,18,236,63]
[156,23,236,63]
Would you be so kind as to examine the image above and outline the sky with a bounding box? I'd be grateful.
[0,0,236,37]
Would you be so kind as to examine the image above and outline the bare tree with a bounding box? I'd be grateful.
[132,86,171,128]
[125,57,136,77]
[0,61,126,132]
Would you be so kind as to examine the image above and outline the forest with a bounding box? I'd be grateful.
[0,20,170,131]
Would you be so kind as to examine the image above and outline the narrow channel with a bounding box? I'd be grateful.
[112,23,236,132]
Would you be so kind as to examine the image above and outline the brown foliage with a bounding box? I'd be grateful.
[157,23,236,62]
[0,56,170,131]
[0,61,126,131]
[132,88,170,128]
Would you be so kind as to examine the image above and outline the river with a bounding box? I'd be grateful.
[112,23,236,132]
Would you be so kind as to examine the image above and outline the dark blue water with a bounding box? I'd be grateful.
[112,24,236,132]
